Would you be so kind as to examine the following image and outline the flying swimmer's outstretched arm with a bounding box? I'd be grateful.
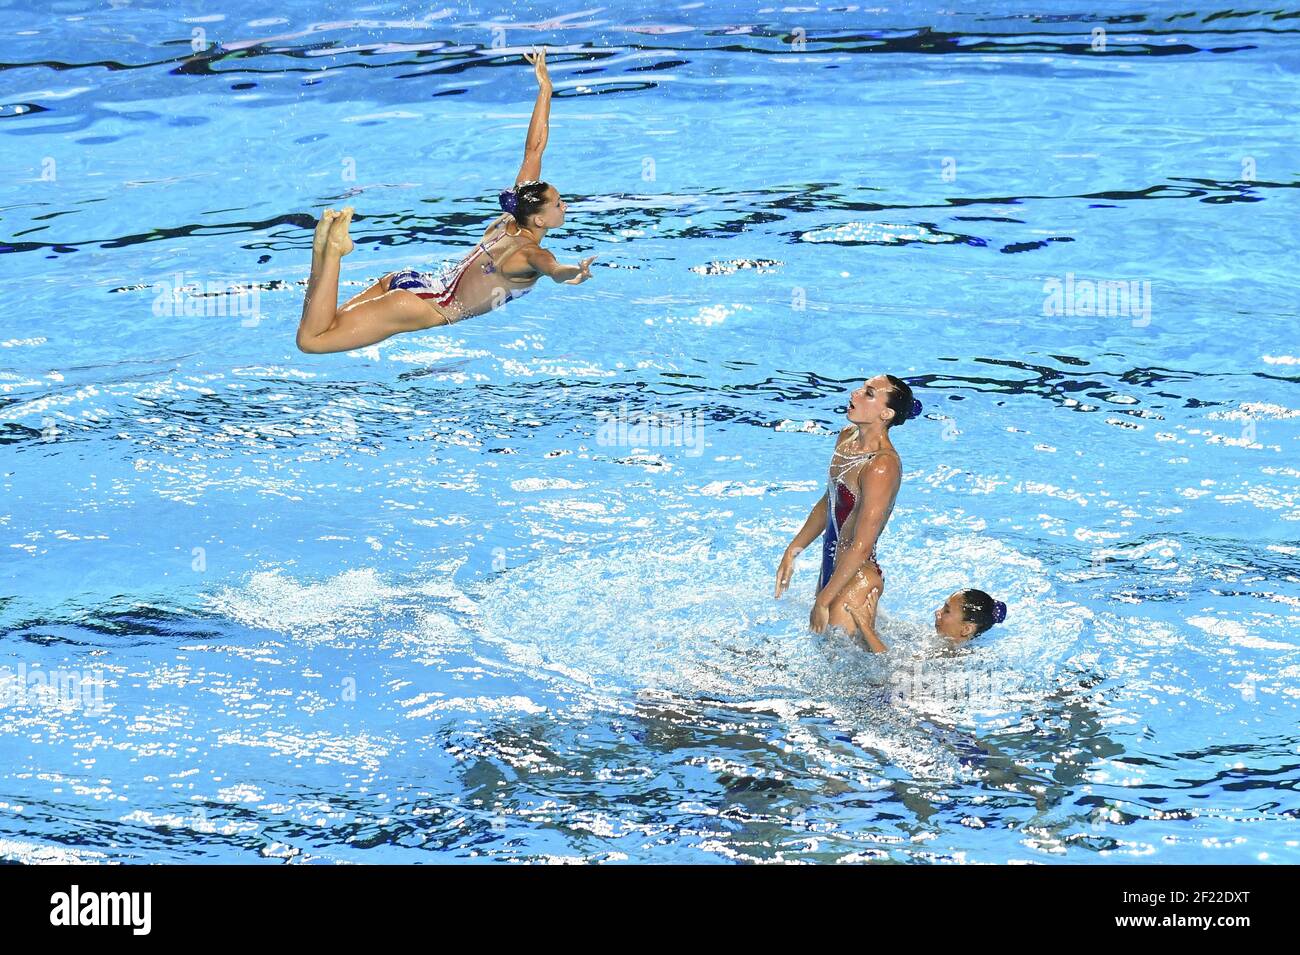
[522,245,596,285]
[516,47,552,186]
[482,48,552,242]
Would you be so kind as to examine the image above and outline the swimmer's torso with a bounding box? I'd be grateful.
[826,431,899,567]
[444,218,542,318]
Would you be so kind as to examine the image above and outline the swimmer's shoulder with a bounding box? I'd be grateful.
[502,235,549,278]
[871,446,902,479]
[853,444,902,489]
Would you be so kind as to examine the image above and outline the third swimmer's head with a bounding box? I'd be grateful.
[500,181,567,231]
[846,374,922,428]
[934,590,1007,643]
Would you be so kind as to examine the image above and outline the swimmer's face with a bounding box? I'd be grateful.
[531,185,566,229]
[845,374,895,426]
[935,592,976,641]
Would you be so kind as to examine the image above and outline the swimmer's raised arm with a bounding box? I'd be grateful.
[774,494,828,598]
[847,593,888,653]
[516,47,552,186]
[812,455,899,629]
[522,246,597,284]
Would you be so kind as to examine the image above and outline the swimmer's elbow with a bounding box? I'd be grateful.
[847,539,877,560]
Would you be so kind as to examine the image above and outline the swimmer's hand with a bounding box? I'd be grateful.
[524,47,552,93]
[563,255,597,285]
[774,545,800,599]
[846,590,888,653]
[809,600,831,634]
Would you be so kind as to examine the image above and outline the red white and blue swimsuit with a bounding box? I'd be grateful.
[819,475,883,593]
[386,228,533,324]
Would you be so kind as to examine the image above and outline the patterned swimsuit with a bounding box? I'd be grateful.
[818,452,883,593]
[387,228,533,324]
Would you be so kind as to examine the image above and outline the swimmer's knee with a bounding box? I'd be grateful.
[296,328,342,354]
[298,339,335,355]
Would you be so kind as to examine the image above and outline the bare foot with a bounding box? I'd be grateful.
[326,205,354,257]
[313,208,338,258]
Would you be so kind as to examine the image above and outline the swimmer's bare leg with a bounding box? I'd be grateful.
[296,207,352,349]
[303,207,345,307]
[302,290,453,353]
[308,207,337,276]
[340,274,390,310]
[297,208,453,354]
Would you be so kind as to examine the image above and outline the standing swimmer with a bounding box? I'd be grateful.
[295,48,597,354]
[774,374,922,637]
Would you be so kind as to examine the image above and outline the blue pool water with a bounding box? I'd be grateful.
[2,1,1298,864]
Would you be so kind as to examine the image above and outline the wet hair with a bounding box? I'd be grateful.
[883,374,922,427]
[499,180,552,229]
[960,589,1007,637]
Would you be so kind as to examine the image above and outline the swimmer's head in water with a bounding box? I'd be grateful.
[934,589,1007,642]
[500,181,566,231]
[846,374,921,428]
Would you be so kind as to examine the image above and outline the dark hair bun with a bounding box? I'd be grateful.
[960,589,1003,636]
[499,180,550,224]
[883,374,916,427]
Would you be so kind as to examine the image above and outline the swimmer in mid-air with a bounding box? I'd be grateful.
[296,47,597,354]
[774,374,922,637]
[846,588,1008,653]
